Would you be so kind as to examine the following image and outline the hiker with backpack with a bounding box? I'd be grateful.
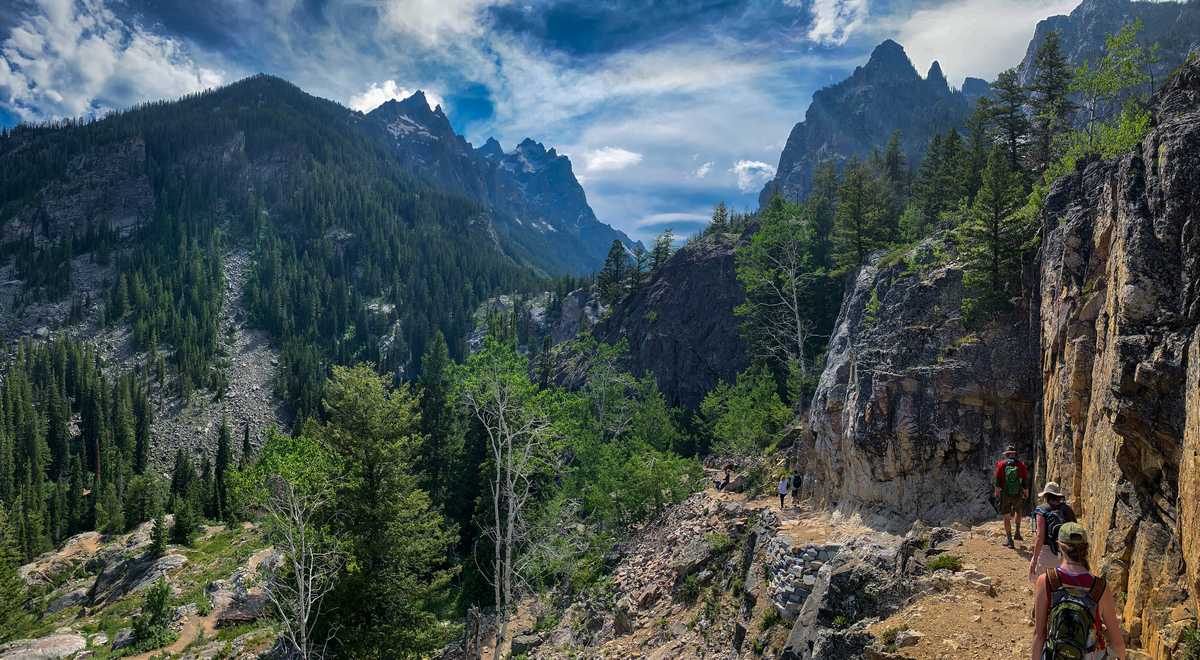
[1029,482,1078,582]
[994,445,1031,547]
[791,466,802,505]
[777,475,790,509]
[1030,522,1125,660]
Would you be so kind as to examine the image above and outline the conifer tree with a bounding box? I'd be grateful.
[832,160,887,268]
[417,332,461,509]
[958,147,1027,317]
[626,244,648,290]
[710,201,729,232]
[1028,31,1076,173]
[149,512,168,558]
[215,418,232,521]
[597,240,627,305]
[0,504,31,642]
[989,68,1031,171]
[651,230,674,273]
[239,423,254,470]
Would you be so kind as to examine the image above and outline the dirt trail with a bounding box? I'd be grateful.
[126,610,219,660]
[871,520,1047,659]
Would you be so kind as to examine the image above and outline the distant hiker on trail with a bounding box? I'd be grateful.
[994,444,1031,547]
[1030,522,1125,660]
[777,476,790,509]
[720,464,733,491]
[1029,481,1078,582]
[791,467,802,505]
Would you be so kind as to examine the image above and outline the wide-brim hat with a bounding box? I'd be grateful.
[1004,445,1018,455]
[1039,481,1065,498]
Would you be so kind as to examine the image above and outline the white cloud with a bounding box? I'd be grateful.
[730,160,776,192]
[800,0,870,47]
[347,80,445,113]
[583,146,644,172]
[895,0,1078,85]
[0,0,223,122]
[635,212,710,227]
[379,0,511,46]
[693,161,714,178]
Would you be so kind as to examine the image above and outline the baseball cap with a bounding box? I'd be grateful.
[1058,522,1088,546]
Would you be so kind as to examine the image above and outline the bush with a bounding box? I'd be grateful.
[1180,623,1200,660]
[706,532,734,555]
[680,574,701,604]
[879,626,903,652]
[927,554,963,572]
[759,607,783,631]
[130,577,178,653]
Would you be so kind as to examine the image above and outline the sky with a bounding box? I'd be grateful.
[0,0,1083,242]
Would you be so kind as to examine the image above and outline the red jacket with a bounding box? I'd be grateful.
[994,459,1029,490]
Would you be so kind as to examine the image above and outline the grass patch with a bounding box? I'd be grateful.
[1180,622,1200,660]
[879,626,903,653]
[758,607,783,631]
[706,532,734,555]
[832,614,850,629]
[927,554,963,572]
[680,574,701,604]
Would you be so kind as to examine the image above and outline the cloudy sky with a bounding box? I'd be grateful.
[0,0,1081,242]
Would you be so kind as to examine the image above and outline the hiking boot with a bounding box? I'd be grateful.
[1014,530,1023,541]
[1004,537,1014,548]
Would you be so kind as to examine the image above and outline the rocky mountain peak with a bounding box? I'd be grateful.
[926,61,949,90]
[477,136,504,159]
[861,39,920,80]
[961,76,991,103]
[369,91,453,138]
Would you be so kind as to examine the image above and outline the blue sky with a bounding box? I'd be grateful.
[0,0,1080,242]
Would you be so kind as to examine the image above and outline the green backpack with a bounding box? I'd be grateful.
[1003,459,1023,496]
[1042,569,1106,660]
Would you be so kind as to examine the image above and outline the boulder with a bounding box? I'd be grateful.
[0,633,87,659]
[89,552,187,605]
[510,633,542,656]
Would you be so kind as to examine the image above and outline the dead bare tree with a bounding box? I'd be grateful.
[458,344,557,651]
[261,475,343,660]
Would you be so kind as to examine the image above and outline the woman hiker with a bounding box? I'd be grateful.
[777,475,790,509]
[1029,481,1078,583]
[1030,521,1125,660]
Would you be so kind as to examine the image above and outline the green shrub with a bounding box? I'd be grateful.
[706,532,734,555]
[129,577,178,653]
[680,574,701,604]
[927,554,963,572]
[1180,623,1200,660]
[752,637,767,655]
[879,626,903,652]
[832,614,850,629]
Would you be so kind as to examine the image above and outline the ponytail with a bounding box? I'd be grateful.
[1060,541,1090,571]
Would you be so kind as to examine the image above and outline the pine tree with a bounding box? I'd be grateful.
[832,160,887,268]
[171,495,196,546]
[239,423,253,470]
[149,512,168,558]
[169,449,194,509]
[710,201,729,233]
[597,240,627,305]
[95,480,124,534]
[417,332,461,509]
[989,68,1030,171]
[1028,31,1076,173]
[651,230,674,273]
[958,146,1027,318]
[626,244,648,290]
[214,418,231,521]
[0,504,31,642]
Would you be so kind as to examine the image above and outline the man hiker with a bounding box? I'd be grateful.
[719,463,733,491]
[791,466,802,505]
[994,444,1031,547]
[777,475,790,509]
[1030,521,1125,660]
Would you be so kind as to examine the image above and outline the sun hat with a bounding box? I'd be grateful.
[1058,522,1088,546]
[1039,481,1066,498]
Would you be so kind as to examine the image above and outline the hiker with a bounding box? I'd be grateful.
[777,475,790,509]
[790,466,802,505]
[1029,481,1078,582]
[993,444,1031,547]
[1030,522,1125,660]
[719,464,733,491]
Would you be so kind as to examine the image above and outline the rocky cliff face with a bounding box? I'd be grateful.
[806,242,1040,526]
[807,56,1200,655]
[1018,0,1200,89]
[592,232,749,409]
[1038,57,1200,653]
[368,94,635,275]
[760,40,978,205]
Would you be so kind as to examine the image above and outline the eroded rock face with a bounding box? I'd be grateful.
[1039,59,1200,653]
[0,634,87,659]
[591,232,748,409]
[807,243,1039,525]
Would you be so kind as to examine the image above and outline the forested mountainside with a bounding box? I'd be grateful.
[368,94,636,275]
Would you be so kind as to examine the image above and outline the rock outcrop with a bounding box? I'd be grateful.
[1018,0,1200,89]
[807,55,1200,657]
[807,241,1040,525]
[1038,56,1200,654]
[592,232,749,409]
[760,40,978,205]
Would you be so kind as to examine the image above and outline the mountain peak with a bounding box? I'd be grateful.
[926,61,947,86]
[863,40,919,79]
[477,137,504,159]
